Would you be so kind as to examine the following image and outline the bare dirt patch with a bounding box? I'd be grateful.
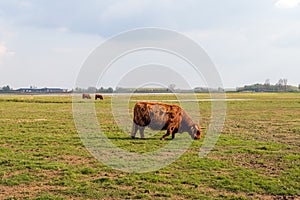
[0,184,68,199]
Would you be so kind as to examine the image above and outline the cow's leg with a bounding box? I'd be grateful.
[139,127,145,139]
[171,127,178,140]
[131,123,138,139]
[172,132,176,140]
[161,129,171,141]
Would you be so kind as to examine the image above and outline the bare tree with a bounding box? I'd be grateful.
[264,79,271,91]
[168,84,176,92]
[277,79,283,86]
[283,78,288,92]
[276,79,282,91]
[264,79,270,86]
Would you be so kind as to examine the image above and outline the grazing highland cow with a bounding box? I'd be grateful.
[82,93,91,99]
[95,94,104,100]
[131,102,202,140]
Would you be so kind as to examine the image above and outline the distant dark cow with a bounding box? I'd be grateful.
[82,93,91,99]
[131,102,202,140]
[95,94,103,100]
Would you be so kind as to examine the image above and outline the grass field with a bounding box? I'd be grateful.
[0,93,299,199]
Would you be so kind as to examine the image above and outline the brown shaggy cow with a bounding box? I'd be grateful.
[82,93,91,99]
[95,94,103,100]
[131,102,202,140]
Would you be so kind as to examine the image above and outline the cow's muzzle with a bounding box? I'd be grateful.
[193,135,200,140]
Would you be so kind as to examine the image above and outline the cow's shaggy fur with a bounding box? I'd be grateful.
[131,102,202,140]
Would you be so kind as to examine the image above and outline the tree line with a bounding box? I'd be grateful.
[74,87,114,93]
[236,79,299,92]
[1,80,299,93]
[0,85,12,91]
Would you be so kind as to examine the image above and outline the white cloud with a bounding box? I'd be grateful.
[184,17,300,87]
[0,43,7,56]
[101,0,148,20]
[275,0,300,8]
[56,26,69,33]
[0,42,14,65]
[0,1,300,88]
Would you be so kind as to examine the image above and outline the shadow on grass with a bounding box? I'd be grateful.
[107,137,168,141]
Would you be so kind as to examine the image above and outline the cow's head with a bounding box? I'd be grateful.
[191,124,202,140]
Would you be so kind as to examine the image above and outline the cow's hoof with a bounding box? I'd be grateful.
[141,137,146,140]
[131,136,136,139]
[160,137,164,141]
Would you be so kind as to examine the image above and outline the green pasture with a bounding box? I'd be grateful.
[0,93,299,199]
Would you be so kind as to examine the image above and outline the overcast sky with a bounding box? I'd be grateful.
[0,0,299,89]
